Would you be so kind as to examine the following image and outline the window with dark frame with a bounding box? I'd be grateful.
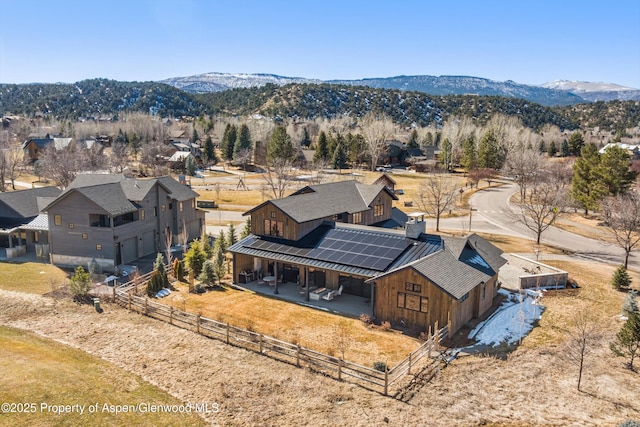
[460,292,469,302]
[54,214,61,226]
[96,244,102,251]
[397,292,428,313]
[405,282,422,293]
[373,203,384,217]
[353,211,363,224]
[68,223,74,229]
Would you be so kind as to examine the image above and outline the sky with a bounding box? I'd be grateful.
[0,0,639,88]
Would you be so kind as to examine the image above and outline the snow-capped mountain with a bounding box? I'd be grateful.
[540,80,640,102]
[161,72,320,93]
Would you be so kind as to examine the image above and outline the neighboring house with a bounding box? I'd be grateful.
[599,142,640,159]
[229,183,507,336]
[0,187,61,259]
[373,173,397,194]
[21,136,54,163]
[42,174,204,272]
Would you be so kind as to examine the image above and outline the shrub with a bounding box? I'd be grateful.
[193,284,206,294]
[612,265,632,290]
[622,290,639,317]
[173,258,184,282]
[359,313,372,326]
[69,266,91,302]
[373,361,388,372]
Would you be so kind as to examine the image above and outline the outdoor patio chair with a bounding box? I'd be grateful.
[322,290,335,301]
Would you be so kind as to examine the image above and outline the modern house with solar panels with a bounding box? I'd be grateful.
[228,180,507,335]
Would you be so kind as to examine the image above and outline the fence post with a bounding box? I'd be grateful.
[259,334,263,353]
[384,365,389,396]
[296,344,301,367]
[338,359,342,380]
[434,320,439,351]
[408,351,412,375]
[144,297,148,314]
[196,315,201,334]
[226,323,230,345]
[169,306,174,325]
[112,285,116,301]
[128,293,132,311]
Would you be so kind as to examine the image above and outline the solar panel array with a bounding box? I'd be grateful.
[306,228,409,271]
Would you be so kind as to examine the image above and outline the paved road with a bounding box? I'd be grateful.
[439,182,635,270]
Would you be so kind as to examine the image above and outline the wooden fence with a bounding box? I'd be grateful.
[111,281,448,396]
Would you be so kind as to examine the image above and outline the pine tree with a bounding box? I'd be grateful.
[332,138,348,171]
[622,290,639,317]
[184,238,206,277]
[300,127,311,147]
[612,265,632,290]
[212,246,226,286]
[185,155,196,176]
[440,138,452,171]
[572,143,606,214]
[560,139,570,157]
[203,136,217,166]
[478,129,502,169]
[547,140,558,157]
[460,135,477,172]
[191,128,199,144]
[201,233,214,259]
[538,139,546,153]
[610,312,640,369]
[215,230,227,253]
[240,217,252,239]
[221,124,237,161]
[227,224,237,246]
[198,260,216,286]
[599,144,638,196]
[153,252,169,288]
[407,129,420,150]
[233,124,252,158]
[69,266,91,301]
[568,131,585,156]
[314,130,329,162]
[267,126,294,164]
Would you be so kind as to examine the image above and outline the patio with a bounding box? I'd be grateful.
[235,279,374,318]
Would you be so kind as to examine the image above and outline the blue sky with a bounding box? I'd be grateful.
[0,0,638,88]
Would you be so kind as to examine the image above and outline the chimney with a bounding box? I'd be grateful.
[405,212,426,239]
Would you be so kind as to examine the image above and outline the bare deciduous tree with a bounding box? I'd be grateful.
[502,148,545,199]
[359,113,395,171]
[263,157,295,199]
[601,193,640,269]
[513,174,568,245]
[560,305,600,391]
[39,144,86,188]
[413,174,458,232]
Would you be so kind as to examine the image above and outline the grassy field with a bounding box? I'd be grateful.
[0,263,69,294]
[0,325,206,427]
[163,281,420,367]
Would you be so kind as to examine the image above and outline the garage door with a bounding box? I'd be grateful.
[121,237,138,264]
[142,231,155,256]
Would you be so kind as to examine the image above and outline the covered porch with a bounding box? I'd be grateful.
[235,277,374,318]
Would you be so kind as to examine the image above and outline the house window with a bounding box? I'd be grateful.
[33,232,39,243]
[54,214,62,226]
[162,205,166,212]
[180,202,183,212]
[90,214,110,228]
[460,292,469,302]
[481,282,486,300]
[96,244,102,251]
[373,204,384,217]
[270,211,276,219]
[140,209,145,221]
[169,203,173,210]
[154,207,158,217]
[82,233,88,240]
[264,219,283,237]
[405,282,422,293]
[397,292,428,313]
[68,223,74,229]
[192,199,196,208]
[353,212,363,224]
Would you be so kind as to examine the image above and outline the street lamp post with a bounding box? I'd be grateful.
[469,208,478,232]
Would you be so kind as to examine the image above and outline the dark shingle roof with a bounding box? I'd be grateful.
[157,176,199,201]
[0,187,61,218]
[245,180,397,224]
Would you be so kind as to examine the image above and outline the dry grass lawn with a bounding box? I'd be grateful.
[0,324,205,427]
[164,281,420,367]
[555,212,612,241]
[0,262,69,294]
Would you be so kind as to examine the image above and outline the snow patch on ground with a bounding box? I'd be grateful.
[469,289,544,347]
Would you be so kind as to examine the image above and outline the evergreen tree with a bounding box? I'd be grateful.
[129,133,141,158]
[267,126,294,164]
[191,128,199,144]
[599,145,638,196]
[216,230,227,253]
[201,233,214,259]
[478,129,502,169]
[203,136,217,166]
[572,143,606,214]
[460,135,477,172]
[314,131,329,162]
[547,140,558,157]
[610,312,640,369]
[227,223,237,246]
[198,260,216,286]
[612,265,632,290]
[240,217,252,239]
[332,137,348,170]
[407,129,420,150]
[622,290,639,317]
[184,238,206,277]
[185,155,196,176]
[440,138,452,171]
[568,131,585,156]
[153,253,169,288]
[300,127,311,147]
[69,266,91,301]
[538,139,546,153]
[221,124,237,161]
[424,132,434,147]
[326,133,338,158]
[233,124,252,158]
[212,246,227,286]
[560,139,570,157]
